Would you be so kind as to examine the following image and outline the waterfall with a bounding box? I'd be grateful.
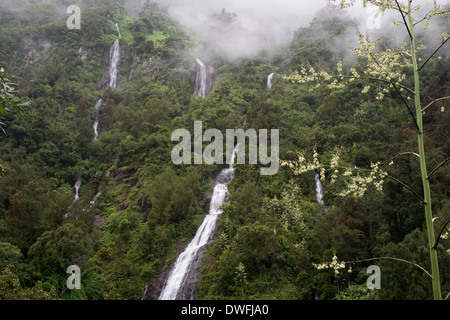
[115,23,121,38]
[159,145,239,300]
[108,39,120,89]
[70,38,119,213]
[267,73,274,90]
[64,177,82,218]
[96,38,120,139]
[315,173,324,205]
[87,191,101,211]
[93,98,102,141]
[194,58,207,97]
[74,177,82,201]
[65,183,99,219]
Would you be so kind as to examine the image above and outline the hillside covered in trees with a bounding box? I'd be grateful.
[0,0,449,301]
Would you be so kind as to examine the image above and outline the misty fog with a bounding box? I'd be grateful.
[1,0,448,61]
[127,0,450,60]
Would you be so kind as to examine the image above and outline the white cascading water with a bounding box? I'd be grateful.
[315,173,324,205]
[194,58,207,97]
[72,38,120,203]
[74,177,82,201]
[64,177,82,218]
[65,183,99,219]
[115,23,121,38]
[267,73,274,90]
[93,98,102,141]
[87,191,101,211]
[94,38,120,140]
[108,39,120,89]
[159,144,239,300]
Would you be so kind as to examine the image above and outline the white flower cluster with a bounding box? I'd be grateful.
[423,5,450,30]
[281,33,411,100]
[332,0,407,13]
[313,254,347,277]
[282,62,346,92]
[330,152,341,184]
[441,231,449,240]
[338,162,388,197]
[353,35,411,100]
[281,149,322,176]
[442,32,450,42]
[281,149,388,199]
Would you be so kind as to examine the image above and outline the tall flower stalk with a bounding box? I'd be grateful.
[406,0,442,300]
[282,0,449,299]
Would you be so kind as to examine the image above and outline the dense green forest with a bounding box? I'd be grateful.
[0,0,449,300]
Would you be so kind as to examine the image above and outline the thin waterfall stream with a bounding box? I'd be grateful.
[63,177,82,219]
[107,39,120,89]
[267,73,274,90]
[74,177,82,201]
[93,98,102,142]
[92,39,120,142]
[315,173,324,205]
[115,23,121,38]
[73,37,120,201]
[194,58,207,97]
[159,145,239,300]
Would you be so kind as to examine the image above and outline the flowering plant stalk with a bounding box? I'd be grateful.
[281,0,449,299]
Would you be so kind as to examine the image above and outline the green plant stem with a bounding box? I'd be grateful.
[408,1,442,300]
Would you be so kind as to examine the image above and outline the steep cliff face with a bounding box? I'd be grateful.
[22,39,53,67]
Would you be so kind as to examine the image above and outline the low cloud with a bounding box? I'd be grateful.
[150,0,330,59]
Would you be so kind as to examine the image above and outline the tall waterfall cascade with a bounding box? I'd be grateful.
[315,173,324,205]
[267,73,274,90]
[71,36,120,201]
[93,38,120,141]
[108,39,120,89]
[159,145,239,300]
[75,38,120,201]
[93,98,102,141]
[194,58,207,97]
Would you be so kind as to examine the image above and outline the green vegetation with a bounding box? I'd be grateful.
[0,0,448,301]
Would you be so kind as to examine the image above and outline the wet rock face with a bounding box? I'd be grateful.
[175,243,209,300]
[142,222,215,300]
[142,238,196,300]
